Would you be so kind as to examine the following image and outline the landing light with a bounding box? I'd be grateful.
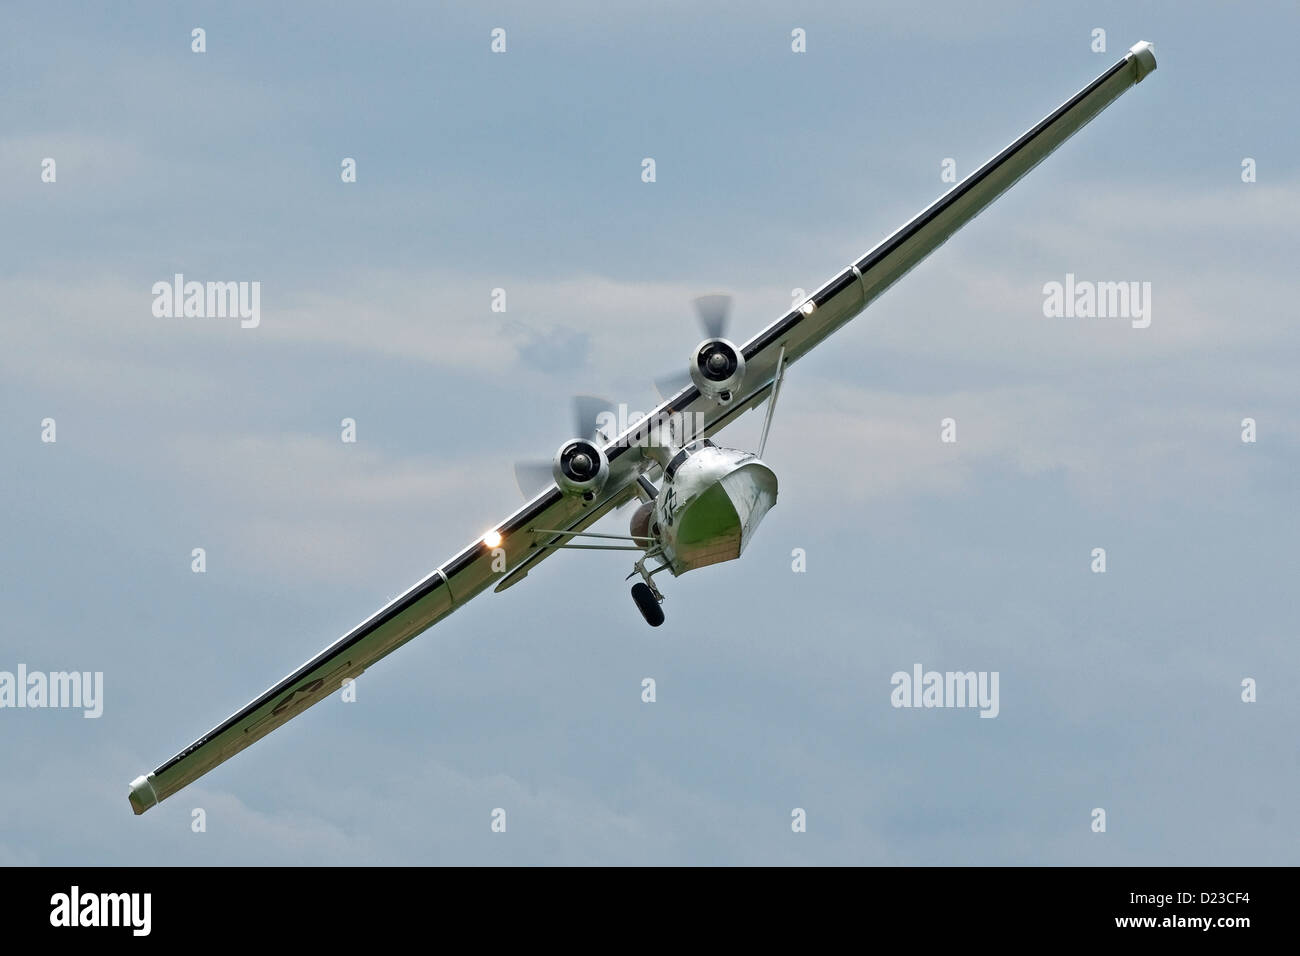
[482,530,502,548]
[799,300,816,316]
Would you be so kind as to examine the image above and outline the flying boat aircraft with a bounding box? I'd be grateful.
[129,42,1158,814]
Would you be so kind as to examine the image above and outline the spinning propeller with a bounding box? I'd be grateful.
[654,294,734,400]
[513,395,615,499]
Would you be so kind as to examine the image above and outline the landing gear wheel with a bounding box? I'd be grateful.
[631,582,665,627]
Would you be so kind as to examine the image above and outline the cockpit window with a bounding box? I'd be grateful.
[664,448,690,482]
[666,439,715,481]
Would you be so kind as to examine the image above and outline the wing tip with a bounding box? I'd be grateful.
[1128,41,1157,81]
[128,774,159,815]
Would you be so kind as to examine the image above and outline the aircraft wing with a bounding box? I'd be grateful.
[128,478,636,814]
[742,42,1158,378]
[608,41,1158,457]
[130,42,1155,814]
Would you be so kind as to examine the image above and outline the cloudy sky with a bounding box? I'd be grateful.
[2,0,1297,865]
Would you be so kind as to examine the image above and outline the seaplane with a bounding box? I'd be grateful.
[129,42,1158,814]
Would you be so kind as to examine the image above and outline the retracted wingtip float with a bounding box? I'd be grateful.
[129,40,1158,816]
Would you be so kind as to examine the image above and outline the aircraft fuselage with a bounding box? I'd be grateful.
[653,442,778,575]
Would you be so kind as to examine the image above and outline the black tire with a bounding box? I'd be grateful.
[631,583,665,627]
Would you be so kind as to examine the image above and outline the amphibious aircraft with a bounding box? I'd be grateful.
[129,42,1157,814]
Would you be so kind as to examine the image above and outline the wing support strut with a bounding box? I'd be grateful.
[529,528,653,543]
[757,345,787,458]
[525,528,653,552]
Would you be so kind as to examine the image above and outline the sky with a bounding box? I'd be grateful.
[2,0,1298,865]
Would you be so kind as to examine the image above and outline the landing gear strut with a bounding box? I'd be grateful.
[628,553,667,627]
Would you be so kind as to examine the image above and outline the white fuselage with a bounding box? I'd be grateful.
[652,443,778,575]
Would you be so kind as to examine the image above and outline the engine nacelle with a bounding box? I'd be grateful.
[552,438,609,500]
[689,338,745,404]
